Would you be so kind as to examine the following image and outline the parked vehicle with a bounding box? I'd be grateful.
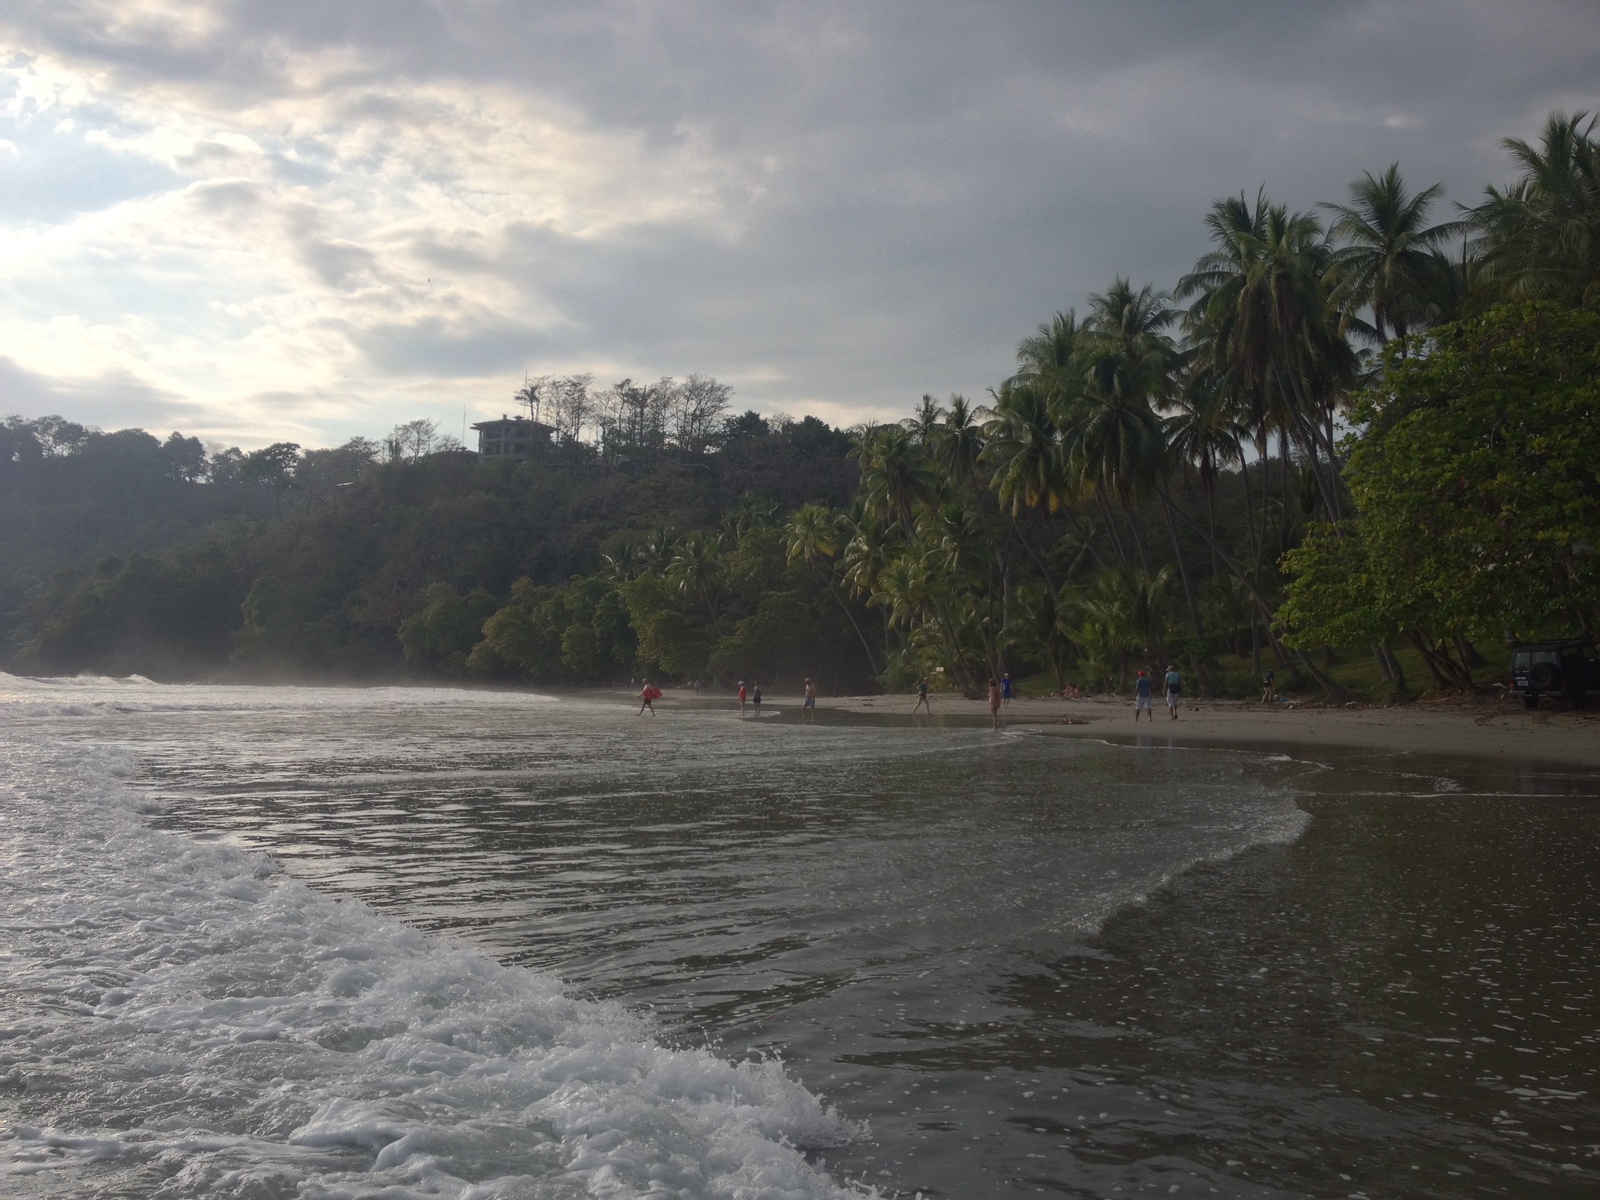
[1509,640,1600,708]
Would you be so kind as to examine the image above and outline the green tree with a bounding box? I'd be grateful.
[1280,303,1600,683]
[398,583,499,673]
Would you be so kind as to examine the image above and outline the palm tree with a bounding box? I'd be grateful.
[667,533,724,635]
[842,508,900,665]
[1177,190,1348,525]
[1322,163,1462,344]
[1176,199,1355,693]
[1068,280,1182,557]
[786,503,879,674]
[850,425,939,535]
[904,394,945,446]
[1472,111,1600,307]
[1066,279,1179,515]
[1014,309,1085,399]
[933,394,985,492]
[920,499,1004,680]
[984,379,1069,516]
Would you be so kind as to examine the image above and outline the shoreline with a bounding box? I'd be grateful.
[704,690,1600,768]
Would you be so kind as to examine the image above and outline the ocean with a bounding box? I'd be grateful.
[2,676,1596,1198]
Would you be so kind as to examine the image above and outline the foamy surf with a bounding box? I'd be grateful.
[0,673,560,720]
[0,743,862,1199]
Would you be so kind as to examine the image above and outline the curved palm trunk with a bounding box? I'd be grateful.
[1009,516,1057,594]
[701,590,724,638]
[1157,484,1216,697]
[1094,492,1129,567]
[828,582,879,677]
[1166,500,1348,696]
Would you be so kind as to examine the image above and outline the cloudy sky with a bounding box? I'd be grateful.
[1,1,1597,449]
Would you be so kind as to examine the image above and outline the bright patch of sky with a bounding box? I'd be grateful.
[0,2,1597,449]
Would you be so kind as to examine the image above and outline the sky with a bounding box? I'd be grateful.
[1,1,1597,450]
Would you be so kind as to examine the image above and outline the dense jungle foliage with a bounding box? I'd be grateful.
[5,111,1599,697]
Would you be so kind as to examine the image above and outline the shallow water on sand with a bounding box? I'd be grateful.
[3,678,1598,1198]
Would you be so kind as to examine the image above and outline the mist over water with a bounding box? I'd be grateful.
[2,677,1597,1198]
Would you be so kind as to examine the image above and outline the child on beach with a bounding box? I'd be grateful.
[1001,671,1013,708]
[913,677,931,714]
[737,680,747,715]
[751,682,762,716]
[988,678,1002,730]
[1261,668,1275,705]
[639,680,661,716]
[1164,664,1182,720]
[1134,670,1153,721]
[802,678,816,721]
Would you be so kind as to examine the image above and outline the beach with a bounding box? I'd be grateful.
[5,675,1598,1198]
[809,689,1600,767]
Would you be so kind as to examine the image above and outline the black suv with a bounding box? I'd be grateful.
[1510,640,1600,708]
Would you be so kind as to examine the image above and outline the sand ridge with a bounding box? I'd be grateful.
[717,689,1600,768]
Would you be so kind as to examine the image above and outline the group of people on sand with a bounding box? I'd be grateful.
[640,677,820,721]
[639,664,1213,724]
[1133,665,1184,721]
[914,671,1017,731]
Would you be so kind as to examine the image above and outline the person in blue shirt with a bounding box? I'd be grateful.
[1001,671,1014,708]
[1133,670,1153,721]
[1164,664,1182,720]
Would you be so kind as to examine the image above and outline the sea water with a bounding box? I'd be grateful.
[2,676,1597,1198]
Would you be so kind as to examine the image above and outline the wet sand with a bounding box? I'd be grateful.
[792,691,1600,767]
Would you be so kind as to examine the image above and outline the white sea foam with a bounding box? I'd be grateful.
[0,673,560,720]
[0,741,862,1199]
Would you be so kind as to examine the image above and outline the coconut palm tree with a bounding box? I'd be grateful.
[984,379,1068,516]
[904,394,945,446]
[1057,277,1172,558]
[786,503,879,674]
[1322,163,1463,344]
[1014,309,1084,396]
[667,533,724,635]
[1472,110,1600,307]
[933,394,985,492]
[851,424,939,535]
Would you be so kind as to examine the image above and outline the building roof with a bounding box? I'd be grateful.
[471,415,555,434]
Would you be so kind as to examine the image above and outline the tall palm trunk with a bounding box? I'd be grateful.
[828,582,879,677]
[1095,492,1129,567]
[1158,485,1216,697]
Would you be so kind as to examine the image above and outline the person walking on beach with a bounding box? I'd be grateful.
[1261,667,1275,705]
[988,677,1002,730]
[1134,670,1153,722]
[737,680,748,715]
[751,682,762,716]
[802,677,817,722]
[639,680,661,716]
[913,677,931,714]
[1001,671,1014,709]
[1164,664,1182,720]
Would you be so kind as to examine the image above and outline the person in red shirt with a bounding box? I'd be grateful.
[639,680,661,716]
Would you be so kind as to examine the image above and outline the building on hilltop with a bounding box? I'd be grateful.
[471,414,554,459]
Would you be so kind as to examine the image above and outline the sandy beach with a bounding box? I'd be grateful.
[793,690,1600,767]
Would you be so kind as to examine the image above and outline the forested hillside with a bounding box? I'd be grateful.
[7,111,1599,698]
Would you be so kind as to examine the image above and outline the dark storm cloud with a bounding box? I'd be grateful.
[4,1,1599,429]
